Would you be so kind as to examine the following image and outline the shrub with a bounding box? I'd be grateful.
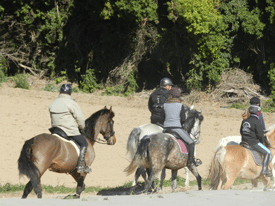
[13,74,29,89]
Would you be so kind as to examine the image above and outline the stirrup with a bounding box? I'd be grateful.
[264,170,273,177]
[77,165,92,174]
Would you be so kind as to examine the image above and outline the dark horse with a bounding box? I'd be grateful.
[18,106,116,199]
[125,108,203,193]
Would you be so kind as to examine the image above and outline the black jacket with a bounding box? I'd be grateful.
[148,87,170,125]
[240,115,265,145]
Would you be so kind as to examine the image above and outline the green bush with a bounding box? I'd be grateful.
[13,74,29,89]
[80,69,102,93]
[43,83,59,92]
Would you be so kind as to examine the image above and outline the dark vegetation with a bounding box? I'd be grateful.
[0,0,275,102]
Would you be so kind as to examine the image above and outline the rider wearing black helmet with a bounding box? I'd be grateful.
[240,105,272,177]
[49,84,91,174]
[148,77,173,126]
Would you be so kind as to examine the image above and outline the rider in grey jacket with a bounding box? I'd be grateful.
[162,87,197,167]
[49,84,90,173]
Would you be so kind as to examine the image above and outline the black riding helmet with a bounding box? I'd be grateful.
[60,84,72,95]
[249,105,261,114]
[250,97,260,106]
[160,77,174,87]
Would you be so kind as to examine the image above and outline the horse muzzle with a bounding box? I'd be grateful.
[107,135,116,145]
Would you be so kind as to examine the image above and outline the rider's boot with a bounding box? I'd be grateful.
[187,143,202,167]
[262,153,272,177]
[76,147,91,173]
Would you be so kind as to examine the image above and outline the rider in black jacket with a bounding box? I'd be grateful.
[240,105,272,177]
[148,77,173,126]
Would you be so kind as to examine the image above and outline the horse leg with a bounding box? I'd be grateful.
[159,168,166,191]
[259,175,271,189]
[188,165,202,190]
[22,181,33,199]
[144,168,158,193]
[171,169,178,192]
[146,168,156,190]
[184,167,189,186]
[223,175,237,190]
[251,178,258,189]
[71,171,86,198]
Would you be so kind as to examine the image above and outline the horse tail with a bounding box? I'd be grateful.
[18,138,40,182]
[124,137,150,176]
[208,146,225,189]
[126,127,142,159]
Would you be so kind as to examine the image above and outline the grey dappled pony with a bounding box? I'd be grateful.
[126,106,203,192]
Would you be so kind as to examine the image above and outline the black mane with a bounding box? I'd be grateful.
[84,108,114,140]
[183,109,203,134]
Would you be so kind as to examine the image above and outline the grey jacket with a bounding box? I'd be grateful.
[49,94,85,136]
[162,102,185,128]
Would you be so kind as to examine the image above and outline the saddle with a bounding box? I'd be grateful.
[49,127,81,151]
[240,142,263,166]
[163,129,188,153]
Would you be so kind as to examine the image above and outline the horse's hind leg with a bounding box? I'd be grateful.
[22,181,33,198]
[132,167,146,187]
[171,170,178,192]
[159,168,166,191]
[144,168,158,193]
[184,167,189,186]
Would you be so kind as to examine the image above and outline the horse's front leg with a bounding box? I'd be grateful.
[171,169,178,192]
[188,164,202,190]
[70,170,87,198]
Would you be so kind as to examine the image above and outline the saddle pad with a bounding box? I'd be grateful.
[246,148,262,166]
[53,134,80,156]
[175,139,188,154]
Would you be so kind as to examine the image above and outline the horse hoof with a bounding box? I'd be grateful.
[64,194,80,199]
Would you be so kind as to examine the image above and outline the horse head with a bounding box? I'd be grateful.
[184,106,203,144]
[84,106,116,145]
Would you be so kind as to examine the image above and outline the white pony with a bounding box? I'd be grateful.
[126,105,203,189]
[214,124,275,187]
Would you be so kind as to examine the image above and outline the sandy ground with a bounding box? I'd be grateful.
[0,82,275,201]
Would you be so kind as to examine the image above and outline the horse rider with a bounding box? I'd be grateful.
[48,84,91,173]
[148,77,173,127]
[162,87,198,167]
[240,105,272,177]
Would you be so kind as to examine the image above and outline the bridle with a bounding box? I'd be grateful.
[102,119,115,141]
[84,114,115,144]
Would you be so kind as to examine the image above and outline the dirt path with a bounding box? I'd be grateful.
[0,83,274,199]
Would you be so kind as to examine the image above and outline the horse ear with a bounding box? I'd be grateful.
[199,109,202,113]
[109,106,113,113]
[191,105,194,110]
[104,106,107,109]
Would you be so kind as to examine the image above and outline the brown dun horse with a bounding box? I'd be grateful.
[208,129,275,190]
[18,106,116,199]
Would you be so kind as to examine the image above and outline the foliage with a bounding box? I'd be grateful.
[80,69,102,93]
[13,74,29,89]
[43,83,59,92]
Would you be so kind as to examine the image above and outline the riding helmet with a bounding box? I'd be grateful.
[250,97,261,106]
[60,84,72,95]
[160,77,174,87]
[248,105,261,114]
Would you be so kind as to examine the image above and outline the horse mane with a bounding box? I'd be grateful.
[84,107,114,140]
[183,109,204,133]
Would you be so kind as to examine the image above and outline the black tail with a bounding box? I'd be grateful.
[18,138,40,181]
